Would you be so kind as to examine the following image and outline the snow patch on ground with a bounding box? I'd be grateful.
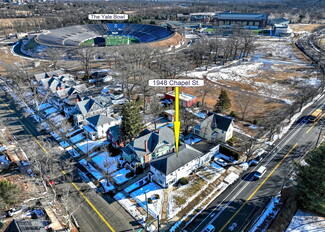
[286,209,325,232]
[79,159,103,180]
[111,168,131,185]
[249,195,281,232]
[130,182,164,218]
[92,152,119,174]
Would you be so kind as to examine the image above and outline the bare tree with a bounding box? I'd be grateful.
[199,80,214,106]
[235,93,257,121]
[42,47,62,69]
[75,47,96,78]
[148,96,164,130]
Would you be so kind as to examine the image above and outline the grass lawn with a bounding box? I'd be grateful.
[173,178,206,206]
[80,36,139,46]
[204,28,215,32]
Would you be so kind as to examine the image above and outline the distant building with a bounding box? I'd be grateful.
[194,114,234,142]
[165,91,197,108]
[214,13,269,29]
[269,18,290,26]
[273,24,290,36]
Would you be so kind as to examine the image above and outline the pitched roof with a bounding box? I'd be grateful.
[5,219,47,232]
[76,98,102,115]
[87,115,114,127]
[200,114,233,132]
[34,70,64,82]
[123,126,174,159]
[150,144,203,175]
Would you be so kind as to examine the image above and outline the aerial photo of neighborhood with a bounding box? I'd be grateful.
[0,0,324,231]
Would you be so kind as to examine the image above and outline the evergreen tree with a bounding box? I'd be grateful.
[295,143,325,215]
[121,101,143,140]
[0,179,19,209]
[214,89,231,113]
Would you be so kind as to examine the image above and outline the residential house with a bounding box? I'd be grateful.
[51,84,88,112]
[150,143,216,188]
[194,114,234,142]
[34,69,64,82]
[106,125,121,148]
[73,95,113,126]
[122,126,175,169]
[84,115,118,140]
[165,91,197,108]
[39,74,76,93]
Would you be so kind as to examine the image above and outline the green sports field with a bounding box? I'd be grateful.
[80,36,139,46]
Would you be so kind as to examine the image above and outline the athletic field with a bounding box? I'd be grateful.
[80,36,139,46]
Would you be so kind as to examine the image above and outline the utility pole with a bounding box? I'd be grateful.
[316,128,323,148]
[157,215,160,232]
[144,190,149,221]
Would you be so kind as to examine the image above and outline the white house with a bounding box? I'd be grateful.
[84,115,118,140]
[150,144,216,188]
[194,114,234,142]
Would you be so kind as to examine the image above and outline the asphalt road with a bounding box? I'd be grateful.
[184,93,325,232]
[0,89,141,232]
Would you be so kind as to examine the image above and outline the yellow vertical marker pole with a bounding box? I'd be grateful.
[174,87,180,155]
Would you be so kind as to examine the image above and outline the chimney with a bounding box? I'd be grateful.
[144,140,148,152]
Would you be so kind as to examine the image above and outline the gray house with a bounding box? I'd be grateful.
[122,127,175,168]
[194,114,234,142]
[73,96,112,126]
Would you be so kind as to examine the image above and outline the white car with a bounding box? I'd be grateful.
[254,166,267,179]
[214,158,227,167]
[204,224,215,232]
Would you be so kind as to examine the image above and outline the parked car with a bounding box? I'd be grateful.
[204,224,215,232]
[250,155,264,166]
[254,166,267,180]
[214,158,227,167]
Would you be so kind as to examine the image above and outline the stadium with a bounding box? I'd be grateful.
[19,23,183,58]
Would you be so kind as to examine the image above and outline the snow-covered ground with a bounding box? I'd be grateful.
[92,152,119,174]
[70,133,85,144]
[111,168,132,185]
[286,209,325,232]
[66,128,83,137]
[75,139,108,154]
[125,176,149,193]
[114,192,144,224]
[99,179,115,192]
[249,195,281,232]
[59,141,70,148]
[130,182,164,218]
[184,39,316,103]
[43,107,58,117]
[210,162,226,173]
[79,159,103,180]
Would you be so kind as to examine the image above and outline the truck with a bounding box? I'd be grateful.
[309,109,323,122]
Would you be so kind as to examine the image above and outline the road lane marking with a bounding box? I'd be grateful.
[306,113,325,134]
[62,171,116,232]
[0,97,116,232]
[219,143,298,232]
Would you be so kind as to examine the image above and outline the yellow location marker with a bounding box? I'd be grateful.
[148,79,204,156]
[174,87,180,155]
